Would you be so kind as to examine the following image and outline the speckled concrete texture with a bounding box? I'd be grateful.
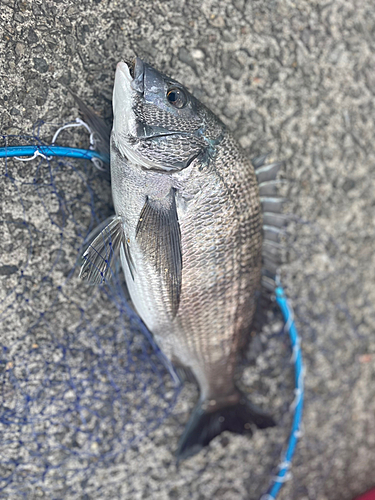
[0,1,374,499]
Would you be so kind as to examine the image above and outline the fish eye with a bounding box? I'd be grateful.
[166,87,187,109]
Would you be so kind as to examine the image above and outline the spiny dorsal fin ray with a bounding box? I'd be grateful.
[262,240,285,264]
[255,161,284,184]
[81,215,117,256]
[263,212,289,228]
[261,275,278,292]
[262,257,279,276]
[258,179,286,197]
[260,197,286,214]
[263,225,284,244]
[251,153,270,169]
[136,190,182,318]
[79,215,125,284]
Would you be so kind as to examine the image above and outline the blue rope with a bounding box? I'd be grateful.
[261,285,304,499]
[0,145,109,163]
[1,144,303,498]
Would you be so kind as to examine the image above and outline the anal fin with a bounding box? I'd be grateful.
[174,366,197,384]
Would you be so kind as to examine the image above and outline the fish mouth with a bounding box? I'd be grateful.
[139,130,188,141]
[114,58,144,93]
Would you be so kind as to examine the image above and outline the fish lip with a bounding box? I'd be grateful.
[116,61,133,83]
[113,61,137,138]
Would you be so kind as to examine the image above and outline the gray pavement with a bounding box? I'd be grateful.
[0,1,374,499]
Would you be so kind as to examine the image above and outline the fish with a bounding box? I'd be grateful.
[79,57,285,460]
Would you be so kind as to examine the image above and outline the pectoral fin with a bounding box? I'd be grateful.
[79,215,125,284]
[136,191,182,317]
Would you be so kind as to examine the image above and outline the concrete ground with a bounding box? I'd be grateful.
[0,0,374,499]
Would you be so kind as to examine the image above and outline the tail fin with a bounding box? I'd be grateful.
[176,391,276,461]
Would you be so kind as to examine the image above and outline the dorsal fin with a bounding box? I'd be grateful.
[70,91,111,160]
[253,154,288,292]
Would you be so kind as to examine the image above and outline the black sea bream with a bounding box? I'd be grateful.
[80,58,284,459]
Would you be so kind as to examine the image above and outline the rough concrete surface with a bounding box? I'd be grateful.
[0,1,374,499]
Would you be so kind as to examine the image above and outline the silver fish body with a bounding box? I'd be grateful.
[80,58,278,458]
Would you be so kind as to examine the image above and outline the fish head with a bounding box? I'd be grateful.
[112,58,224,172]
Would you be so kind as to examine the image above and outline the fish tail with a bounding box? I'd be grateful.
[176,390,276,461]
